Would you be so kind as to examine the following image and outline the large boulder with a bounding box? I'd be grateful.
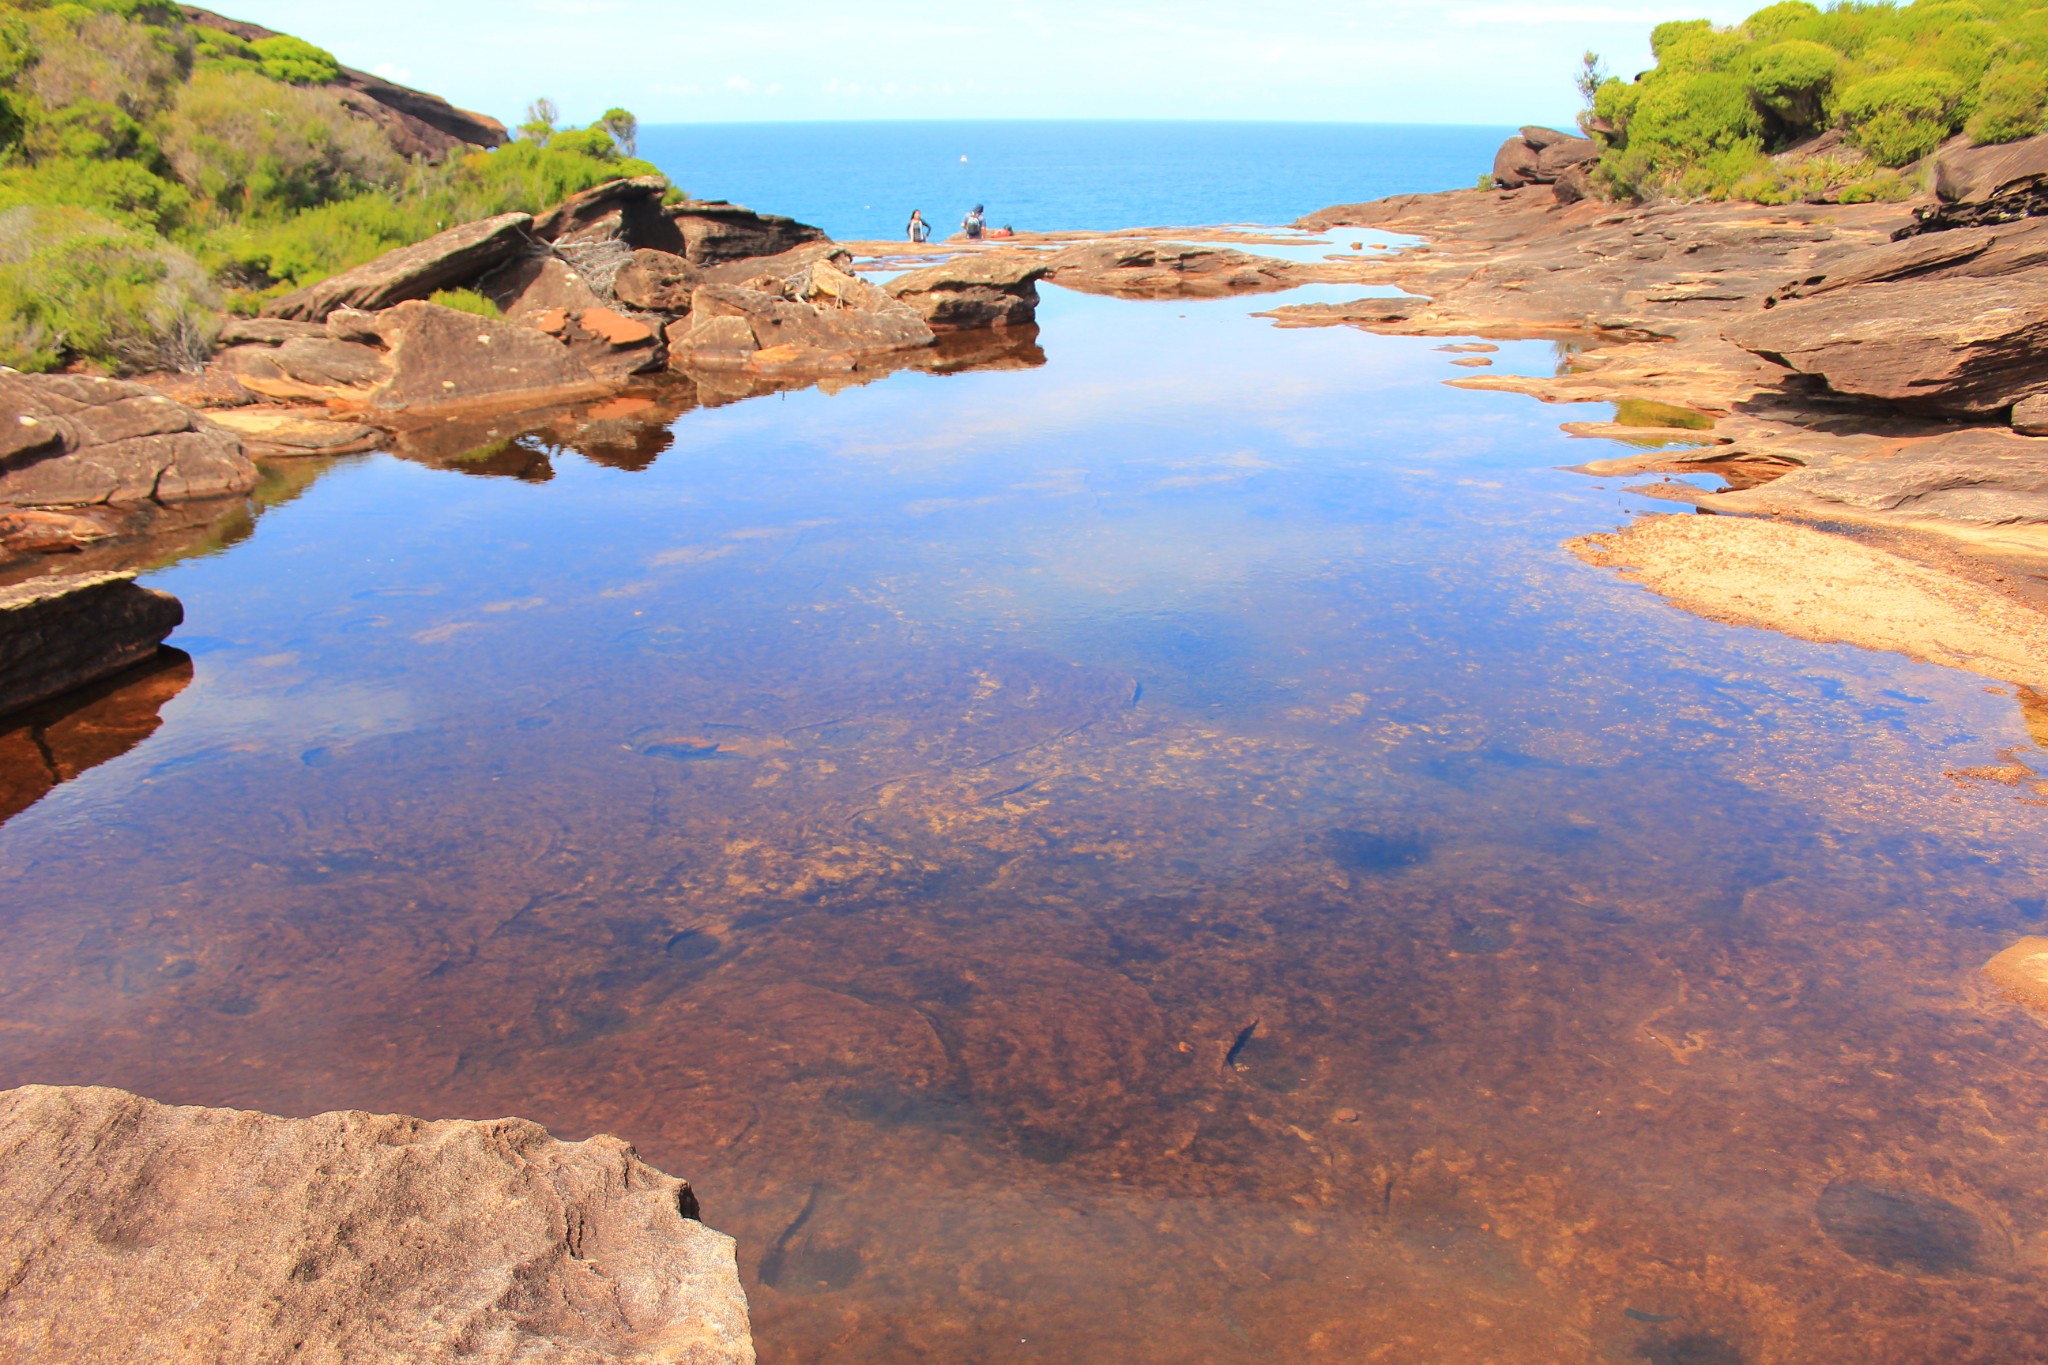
[0,1084,755,1364]
[1493,127,1598,189]
[613,248,704,313]
[0,372,254,507]
[670,283,933,370]
[1729,276,2048,414]
[1899,133,2048,233]
[535,175,687,255]
[666,201,828,266]
[263,213,536,322]
[1042,242,1290,298]
[887,253,1046,330]
[343,301,642,413]
[479,253,614,320]
[0,573,182,720]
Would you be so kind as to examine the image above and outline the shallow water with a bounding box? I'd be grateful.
[4,282,2048,1363]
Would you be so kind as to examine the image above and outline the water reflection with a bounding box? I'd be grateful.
[0,648,192,825]
[0,289,2044,1363]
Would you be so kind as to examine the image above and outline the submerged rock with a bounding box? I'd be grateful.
[0,372,254,507]
[1984,936,2048,1013]
[0,573,182,720]
[263,212,537,322]
[0,1084,755,1363]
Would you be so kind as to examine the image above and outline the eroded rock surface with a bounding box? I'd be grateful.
[264,213,537,322]
[0,372,254,507]
[0,572,182,719]
[668,201,828,266]
[886,253,1047,331]
[1044,241,1293,298]
[0,1084,755,1364]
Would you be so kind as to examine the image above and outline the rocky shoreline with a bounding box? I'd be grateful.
[1283,131,2048,695]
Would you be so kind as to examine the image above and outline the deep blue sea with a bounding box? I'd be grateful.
[636,121,1509,240]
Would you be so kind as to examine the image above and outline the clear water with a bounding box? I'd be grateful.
[4,183,2048,1363]
[637,120,1509,240]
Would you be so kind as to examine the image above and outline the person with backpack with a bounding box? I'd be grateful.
[962,205,986,240]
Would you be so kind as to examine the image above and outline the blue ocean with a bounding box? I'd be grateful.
[636,120,1509,240]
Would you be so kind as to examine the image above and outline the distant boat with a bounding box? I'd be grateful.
[960,155,968,163]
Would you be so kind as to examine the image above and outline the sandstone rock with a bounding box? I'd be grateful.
[0,1084,755,1364]
[264,213,536,322]
[667,313,759,367]
[1985,936,2048,1013]
[215,337,390,401]
[203,408,383,457]
[215,317,331,348]
[351,301,608,413]
[1714,428,2048,525]
[1255,296,1424,327]
[533,306,668,382]
[0,574,182,719]
[1936,134,2048,205]
[1043,242,1291,298]
[1493,128,1597,189]
[1729,276,2048,414]
[0,507,121,556]
[667,201,829,266]
[2013,393,2048,436]
[481,253,612,320]
[1776,217,2048,301]
[0,373,254,507]
[698,242,853,289]
[887,253,1047,330]
[672,284,933,369]
[535,176,687,255]
[613,248,704,312]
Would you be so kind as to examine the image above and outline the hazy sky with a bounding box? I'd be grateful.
[227,0,1753,128]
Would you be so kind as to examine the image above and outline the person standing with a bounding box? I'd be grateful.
[962,205,986,240]
[907,210,930,243]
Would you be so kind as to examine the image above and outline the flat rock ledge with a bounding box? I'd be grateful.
[1569,514,2048,692]
[0,1084,756,1365]
[0,573,182,720]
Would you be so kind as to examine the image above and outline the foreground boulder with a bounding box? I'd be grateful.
[1729,276,2048,415]
[0,573,182,719]
[0,372,254,506]
[1042,242,1291,298]
[887,253,1047,330]
[0,1085,754,1364]
[264,213,537,322]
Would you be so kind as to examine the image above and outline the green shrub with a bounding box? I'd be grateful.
[1838,68,1966,165]
[162,68,402,212]
[0,204,218,372]
[250,34,338,86]
[0,156,189,231]
[427,287,500,318]
[1745,39,1838,135]
[1966,59,2048,143]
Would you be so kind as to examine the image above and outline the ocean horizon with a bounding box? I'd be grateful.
[636,120,1515,241]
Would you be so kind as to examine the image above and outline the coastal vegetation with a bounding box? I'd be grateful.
[1589,0,2048,201]
[0,0,656,373]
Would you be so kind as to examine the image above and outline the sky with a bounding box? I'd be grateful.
[226,0,1755,128]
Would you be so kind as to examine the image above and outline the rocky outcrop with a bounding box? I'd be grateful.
[350,300,638,412]
[535,175,688,256]
[886,253,1047,331]
[0,573,182,719]
[1711,428,2048,526]
[177,7,507,155]
[667,201,828,266]
[0,1084,754,1364]
[613,249,704,312]
[1902,132,2048,234]
[1729,277,2048,415]
[1492,126,1599,191]
[1043,242,1292,298]
[264,213,537,322]
[669,282,934,371]
[0,372,254,507]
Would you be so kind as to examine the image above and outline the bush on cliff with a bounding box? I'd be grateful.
[0,0,658,372]
[1591,0,2048,202]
